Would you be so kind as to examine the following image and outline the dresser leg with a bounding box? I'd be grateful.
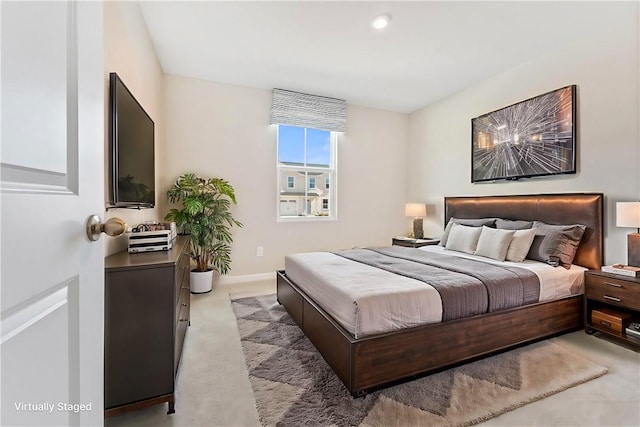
[167,399,175,414]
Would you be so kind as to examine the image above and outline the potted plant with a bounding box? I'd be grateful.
[165,173,243,293]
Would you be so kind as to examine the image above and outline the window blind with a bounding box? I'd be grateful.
[270,88,346,132]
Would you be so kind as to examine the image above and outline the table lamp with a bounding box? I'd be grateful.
[405,203,427,239]
[616,201,640,266]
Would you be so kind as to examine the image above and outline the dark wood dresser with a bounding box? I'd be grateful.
[104,235,191,417]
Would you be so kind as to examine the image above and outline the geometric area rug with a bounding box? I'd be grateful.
[231,294,608,427]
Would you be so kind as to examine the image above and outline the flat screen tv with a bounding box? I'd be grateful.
[471,85,576,183]
[109,72,155,208]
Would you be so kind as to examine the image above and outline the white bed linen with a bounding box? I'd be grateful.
[284,247,585,338]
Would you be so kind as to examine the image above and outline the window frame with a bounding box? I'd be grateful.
[276,125,338,222]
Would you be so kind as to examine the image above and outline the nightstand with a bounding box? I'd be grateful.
[392,237,440,248]
[584,270,640,346]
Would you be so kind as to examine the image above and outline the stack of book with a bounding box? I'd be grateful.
[626,322,640,339]
[601,264,640,277]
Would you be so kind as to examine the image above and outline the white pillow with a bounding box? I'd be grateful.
[445,223,483,254]
[474,226,516,261]
[439,217,497,246]
[506,228,537,262]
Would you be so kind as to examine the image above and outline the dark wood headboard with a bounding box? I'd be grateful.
[444,193,604,270]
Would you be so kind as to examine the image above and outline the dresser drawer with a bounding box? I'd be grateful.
[175,253,190,299]
[585,275,640,309]
[174,300,190,374]
[176,287,190,318]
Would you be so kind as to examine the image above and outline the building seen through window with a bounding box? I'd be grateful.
[277,125,336,219]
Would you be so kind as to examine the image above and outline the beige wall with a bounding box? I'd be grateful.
[408,3,639,265]
[102,2,637,271]
[103,1,165,255]
[162,74,410,276]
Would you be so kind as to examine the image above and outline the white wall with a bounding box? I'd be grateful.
[102,1,637,269]
[103,1,164,255]
[407,3,639,265]
[162,74,410,276]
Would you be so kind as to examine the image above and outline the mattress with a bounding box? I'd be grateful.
[284,245,585,338]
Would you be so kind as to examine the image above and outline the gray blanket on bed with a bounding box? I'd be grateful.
[334,247,540,322]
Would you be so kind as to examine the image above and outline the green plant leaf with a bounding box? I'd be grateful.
[164,173,242,273]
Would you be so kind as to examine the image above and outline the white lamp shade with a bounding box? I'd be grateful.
[405,203,426,217]
[616,202,640,228]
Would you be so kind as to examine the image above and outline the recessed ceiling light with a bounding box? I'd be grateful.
[371,14,391,30]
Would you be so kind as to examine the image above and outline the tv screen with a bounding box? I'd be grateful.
[109,72,155,208]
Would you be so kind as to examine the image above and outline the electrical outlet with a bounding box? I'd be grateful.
[256,246,264,257]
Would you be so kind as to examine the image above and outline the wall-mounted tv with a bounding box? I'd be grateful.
[108,72,155,208]
[471,85,576,183]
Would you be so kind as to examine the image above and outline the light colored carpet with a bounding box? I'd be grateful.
[232,294,608,427]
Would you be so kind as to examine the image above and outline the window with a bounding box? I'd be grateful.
[277,125,337,219]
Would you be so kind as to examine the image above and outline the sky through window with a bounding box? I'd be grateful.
[278,125,330,166]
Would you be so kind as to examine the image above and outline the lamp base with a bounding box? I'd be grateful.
[412,218,424,239]
[628,233,640,267]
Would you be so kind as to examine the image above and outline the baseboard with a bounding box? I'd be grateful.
[218,272,276,285]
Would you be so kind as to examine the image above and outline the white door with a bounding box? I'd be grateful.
[1,1,104,426]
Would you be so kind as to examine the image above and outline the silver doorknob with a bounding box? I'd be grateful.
[86,215,127,241]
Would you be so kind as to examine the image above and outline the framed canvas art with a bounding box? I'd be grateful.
[472,85,576,182]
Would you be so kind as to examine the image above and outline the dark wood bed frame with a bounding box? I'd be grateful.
[276,193,604,396]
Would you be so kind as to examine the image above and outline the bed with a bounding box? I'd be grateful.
[276,193,604,396]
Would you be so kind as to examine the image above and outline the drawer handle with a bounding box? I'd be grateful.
[599,320,612,328]
[603,295,622,302]
[181,286,189,290]
[179,318,189,322]
[182,303,188,307]
[604,282,622,288]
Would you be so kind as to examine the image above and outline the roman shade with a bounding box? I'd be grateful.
[270,88,346,132]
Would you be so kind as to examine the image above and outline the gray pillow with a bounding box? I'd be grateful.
[526,221,586,268]
[496,218,533,230]
[440,217,496,247]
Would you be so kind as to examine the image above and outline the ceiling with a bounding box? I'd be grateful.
[139,1,619,114]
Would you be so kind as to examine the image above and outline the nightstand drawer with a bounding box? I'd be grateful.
[585,275,640,309]
[591,308,631,332]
